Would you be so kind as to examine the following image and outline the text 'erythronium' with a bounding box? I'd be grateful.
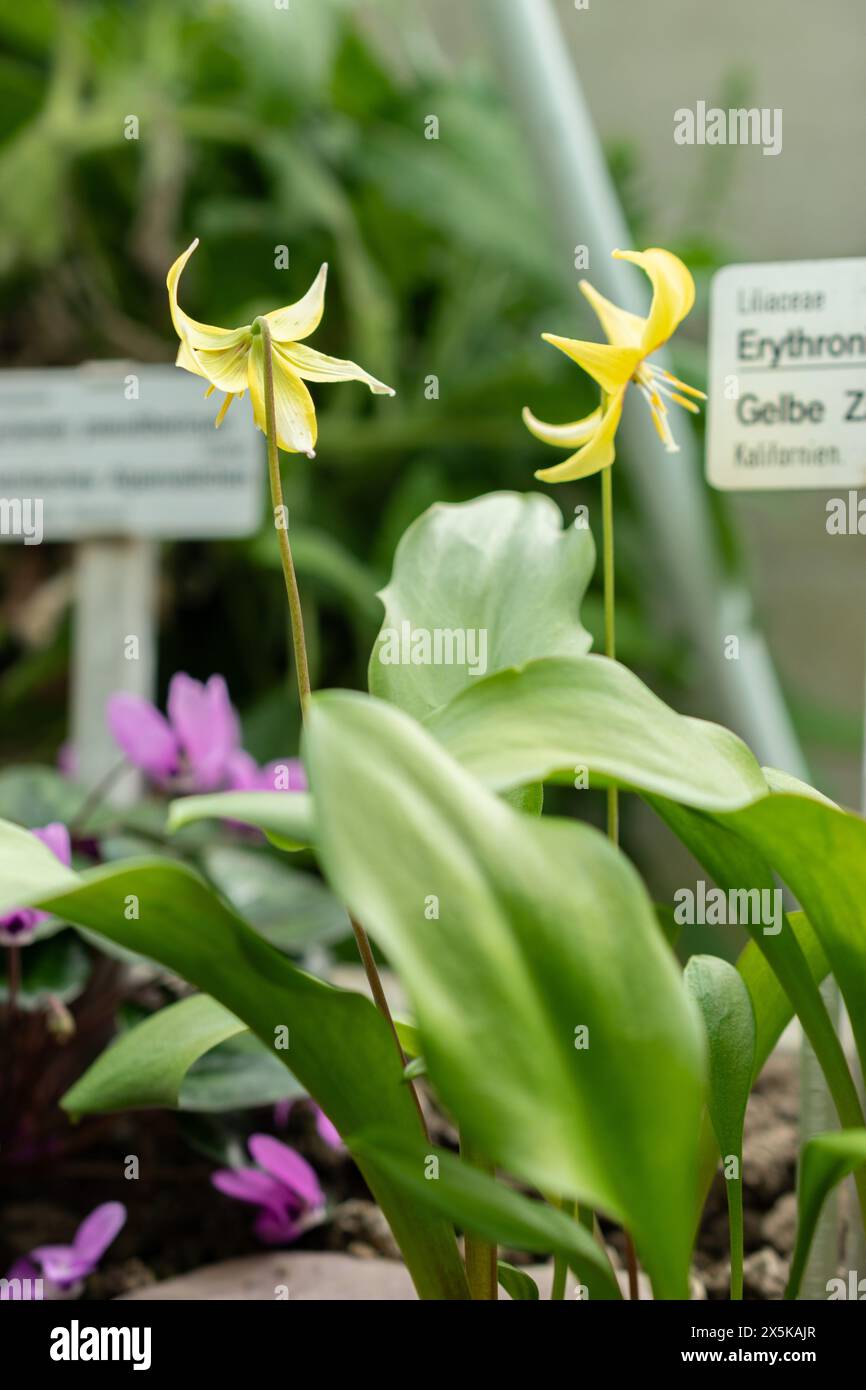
[523,248,706,482]
[167,239,395,455]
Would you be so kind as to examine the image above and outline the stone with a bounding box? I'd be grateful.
[743,1246,788,1300]
[761,1192,798,1254]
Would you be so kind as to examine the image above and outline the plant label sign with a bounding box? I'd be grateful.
[707,257,866,490]
[0,363,263,540]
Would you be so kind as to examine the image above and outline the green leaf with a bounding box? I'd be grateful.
[63,994,247,1115]
[167,792,316,851]
[180,1032,305,1113]
[427,654,767,811]
[201,845,349,951]
[0,765,88,826]
[738,912,828,1078]
[422,651,866,1217]
[305,690,705,1298]
[62,993,303,1117]
[0,819,468,1301]
[657,796,866,1146]
[786,1131,866,1299]
[350,1133,620,1301]
[497,1262,539,1301]
[693,914,829,1239]
[369,492,594,721]
[0,931,89,1009]
[684,956,755,1299]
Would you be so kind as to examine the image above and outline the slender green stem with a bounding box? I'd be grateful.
[601,464,619,843]
[601,463,641,1299]
[258,318,311,719]
[69,757,130,836]
[461,1134,498,1299]
[550,1198,577,1299]
[256,317,428,1138]
[728,1174,744,1300]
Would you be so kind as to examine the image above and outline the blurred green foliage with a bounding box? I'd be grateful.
[0,0,743,766]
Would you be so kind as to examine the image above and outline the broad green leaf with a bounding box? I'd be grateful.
[786,1131,866,1299]
[349,1133,620,1301]
[167,791,315,851]
[62,994,302,1117]
[738,913,828,1079]
[369,492,594,721]
[0,819,468,1301]
[0,931,89,1008]
[497,1262,539,1301]
[421,651,866,1214]
[427,654,768,811]
[721,794,866,1085]
[0,765,88,826]
[657,797,866,1136]
[201,846,349,951]
[305,690,705,1298]
[180,1032,305,1112]
[694,914,829,1238]
[684,956,755,1299]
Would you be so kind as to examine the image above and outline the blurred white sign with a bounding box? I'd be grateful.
[707,258,866,490]
[0,363,263,539]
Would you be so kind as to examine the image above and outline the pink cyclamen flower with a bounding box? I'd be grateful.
[107,672,306,796]
[273,1098,342,1150]
[0,823,71,947]
[1,1202,126,1299]
[212,1134,325,1245]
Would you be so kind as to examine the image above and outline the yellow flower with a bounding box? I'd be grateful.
[167,239,395,457]
[523,248,706,482]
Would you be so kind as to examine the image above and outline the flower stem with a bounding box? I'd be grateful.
[461,1134,498,1299]
[258,318,312,720]
[69,757,130,836]
[601,463,640,1299]
[256,317,427,1138]
[550,1198,577,1299]
[601,463,619,842]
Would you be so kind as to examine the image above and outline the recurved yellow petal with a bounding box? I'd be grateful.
[613,248,695,358]
[579,280,645,349]
[176,339,207,378]
[278,342,395,396]
[521,404,603,448]
[541,334,639,396]
[186,340,251,394]
[167,239,252,353]
[248,336,317,456]
[534,389,626,483]
[265,264,328,345]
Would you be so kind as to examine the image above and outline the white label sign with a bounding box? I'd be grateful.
[707,258,866,490]
[0,364,263,539]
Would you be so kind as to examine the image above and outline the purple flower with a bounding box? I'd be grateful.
[107,672,305,797]
[0,823,71,947]
[2,1202,126,1299]
[273,1097,342,1150]
[212,1134,325,1244]
[228,754,308,794]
